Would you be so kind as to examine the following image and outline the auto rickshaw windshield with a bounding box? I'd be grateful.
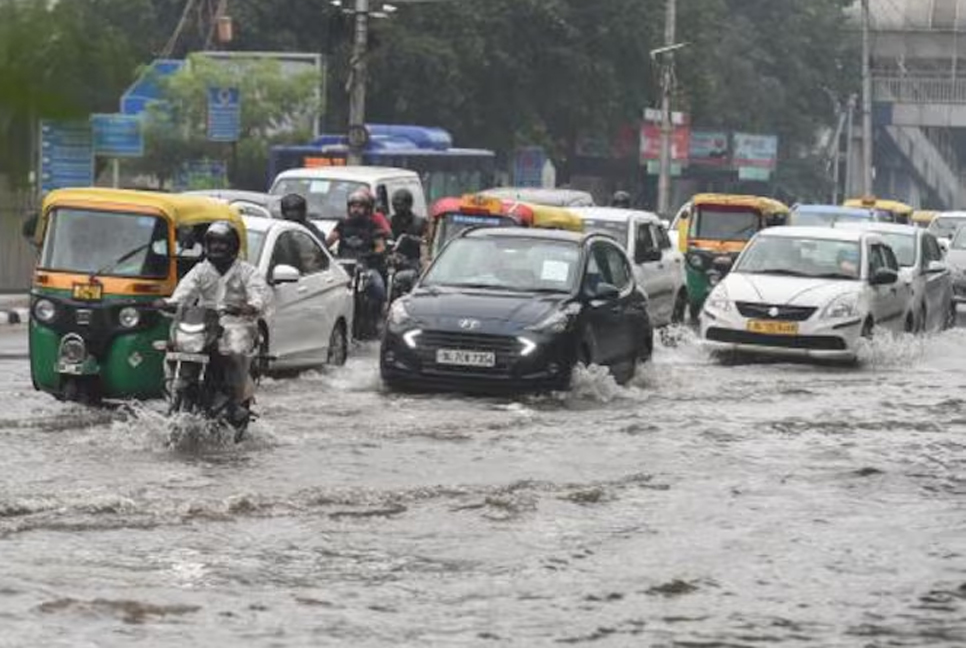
[691,208,760,241]
[40,208,170,278]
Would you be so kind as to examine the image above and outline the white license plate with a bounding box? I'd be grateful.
[56,363,84,375]
[436,349,496,367]
[166,351,210,363]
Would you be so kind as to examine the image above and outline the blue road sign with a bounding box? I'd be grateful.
[207,87,241,142]
[39,120,94,196]
[91,114,144,158]
[513,146,546,187]
[121,59,185,116]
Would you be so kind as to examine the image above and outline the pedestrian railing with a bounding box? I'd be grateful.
[874,75,966,104]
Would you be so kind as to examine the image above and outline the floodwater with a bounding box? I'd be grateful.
[1,323,965,647]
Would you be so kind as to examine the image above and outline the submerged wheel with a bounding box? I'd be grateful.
[672,290,688,324]
[904,312,915,333]
[861,318,875,339]
[944,301,957,330]
[688,300,702,324]
[327,320,348,366]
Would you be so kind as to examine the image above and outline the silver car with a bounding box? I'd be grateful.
[944,226,966,306]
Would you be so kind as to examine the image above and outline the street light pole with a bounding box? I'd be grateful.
[347,0,369,166]
[861,0,873,195]
[656,0,676,217]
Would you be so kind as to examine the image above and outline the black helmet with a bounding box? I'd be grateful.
[203,220,241,265]
[611,190,632,208]
[391,188,414,213]
[279,193,307,222]
[347,187,375,212]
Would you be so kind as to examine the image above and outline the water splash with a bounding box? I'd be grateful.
[857,327,928,369]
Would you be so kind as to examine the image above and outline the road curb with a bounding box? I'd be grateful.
[0,308,29,325]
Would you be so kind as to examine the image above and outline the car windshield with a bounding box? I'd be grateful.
[247,230,267,265]
[876,232,916,267]
[424,237,580,293]
[580,220,627,246]
[950,227,966,250]
[735,236,863,280]
[437,213,514,248]
[40,209,170,278]
[692,208,760,241]
[929,216,966,238]
[271,177,368,220]
[789,209,869,227]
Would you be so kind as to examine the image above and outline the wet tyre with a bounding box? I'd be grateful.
[672,290,688,324]
[861,318,874,339]
[327,321,348,366]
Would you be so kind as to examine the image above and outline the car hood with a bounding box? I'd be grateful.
[406,288,566,329]
[722,272,860,306]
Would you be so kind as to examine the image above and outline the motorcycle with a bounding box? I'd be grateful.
[154,304,256,443]
[387,234,422,304]
[337,254,384,341]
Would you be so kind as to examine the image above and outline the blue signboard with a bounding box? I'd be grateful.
[91,114,144,158]
[39,120,94,196]
[513,146,547,187]
[121,59,185,116]
[207,87,241,142]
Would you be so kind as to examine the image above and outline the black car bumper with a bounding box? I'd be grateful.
[380,328,574,393]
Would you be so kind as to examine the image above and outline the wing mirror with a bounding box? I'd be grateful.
[635,248,663,264]
[926,260,947,274]
[870,268,898,285]
[271,264,300,284]
[587,281,620,302]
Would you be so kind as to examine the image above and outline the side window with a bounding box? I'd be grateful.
[636,223,657,252]
[602,243,632,291]
[656,225,672,250]
[292,230,330,274]
[923,234,942,265]
[880,244,899,272]
[868,244,886,275]
[583,244,608,292]
[271,231,301,273]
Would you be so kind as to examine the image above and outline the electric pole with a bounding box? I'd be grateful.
[657,0,676,217]
[347,0,370,166]
[861,0,873,195]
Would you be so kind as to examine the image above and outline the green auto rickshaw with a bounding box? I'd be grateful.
[27,188,246,403]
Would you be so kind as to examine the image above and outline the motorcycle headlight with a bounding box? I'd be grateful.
[173,329,206,353]
[705,287,731,312]
[34,298,56,323]
[822,293,859,319]
[388,299,414,326]
[118,306,140,329]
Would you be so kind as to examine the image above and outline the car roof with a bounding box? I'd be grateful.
[834,221,919,236]
[758,226,870,242]
[272,166,418,183]
[463,226,586,243]
[184,190,275,205]
[568,206,662,224]
[933,211,966,220]
[479,187,595,207]
[792,204,874,216]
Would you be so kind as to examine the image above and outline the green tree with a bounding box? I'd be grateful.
[132,53,322,189]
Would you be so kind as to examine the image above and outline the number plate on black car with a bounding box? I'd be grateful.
[436,349,496,367]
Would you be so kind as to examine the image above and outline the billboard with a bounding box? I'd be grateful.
[689,130,730,166]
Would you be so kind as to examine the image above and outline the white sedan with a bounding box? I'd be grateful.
[701,226,914,361]
[243,215,354,372]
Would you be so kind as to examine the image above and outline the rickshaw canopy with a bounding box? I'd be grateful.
[843,196,913,217]
[690,193,790,215]
[39,188,247,254]
[912,209,938,225]
[430,194,583,231]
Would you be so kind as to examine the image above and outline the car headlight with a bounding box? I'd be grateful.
[705,287,731,312]
[34,298,56,323]
[526,304,580,334]
[388,299,414,326]
[822,293,859,319]
[173,330,206,353]
[118,306,140,328]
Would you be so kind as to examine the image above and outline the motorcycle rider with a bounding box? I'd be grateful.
[158,220,272,426]
[611,190,632,209]
[326,188,389,334]
[279,192,328,244]
[389,188,427,267]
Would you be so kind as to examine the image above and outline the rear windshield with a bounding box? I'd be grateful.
[271,177,368,220]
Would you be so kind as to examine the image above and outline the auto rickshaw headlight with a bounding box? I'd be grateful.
[687,252,705,270]
[118,307,141,329]
[34,299,56,323]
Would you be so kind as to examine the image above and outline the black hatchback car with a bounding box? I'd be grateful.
[380,228,652,392]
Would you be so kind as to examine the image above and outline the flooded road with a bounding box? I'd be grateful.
[2,323,966,647]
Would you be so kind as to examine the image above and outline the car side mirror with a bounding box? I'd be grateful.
[927,260,947,274]
[271,264,300,284]
[765,214,785,227]
[635,248,662,264]
[870,268,898,285]
[588,281,620,301]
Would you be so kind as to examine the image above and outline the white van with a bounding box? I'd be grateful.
[269,166,428,235]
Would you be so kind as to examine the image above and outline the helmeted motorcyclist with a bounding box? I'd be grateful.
[389,188,427,268]
[326,188,389,334]
[611,190,632,209]
[279,192,328,244]
[159,220,272,425]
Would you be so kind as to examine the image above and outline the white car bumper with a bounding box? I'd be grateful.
[700,306,864,361]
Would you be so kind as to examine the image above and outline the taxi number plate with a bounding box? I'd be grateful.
[72,283,103,301]
[436,349,496,367]
[747,319,799,335]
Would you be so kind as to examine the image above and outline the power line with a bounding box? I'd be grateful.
[160,0,198,58]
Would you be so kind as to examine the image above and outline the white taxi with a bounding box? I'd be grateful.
[701,226,914,361]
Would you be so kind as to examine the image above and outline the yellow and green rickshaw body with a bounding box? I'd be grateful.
[843,197,914,225]
[677,193,790,316]
[29,188,245,402]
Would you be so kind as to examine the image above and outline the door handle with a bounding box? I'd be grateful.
[297,285,308,293]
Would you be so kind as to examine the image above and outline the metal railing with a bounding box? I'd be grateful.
[873,75,966,104]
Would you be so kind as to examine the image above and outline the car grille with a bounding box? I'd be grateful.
[416,331,521,373]
[735,302,817,322]
[706,327,846,351]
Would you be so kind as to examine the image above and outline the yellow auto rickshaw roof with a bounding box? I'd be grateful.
[39,188,246,247]
[527,202,584,232]
[843,197,913,215]
[912,210,938,223]
[691,193,790,214]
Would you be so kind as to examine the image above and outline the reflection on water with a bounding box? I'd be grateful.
[1,325,966,646]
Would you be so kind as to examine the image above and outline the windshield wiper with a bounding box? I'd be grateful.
[752,268,811,277]
[93,242,152,278]
[443,282,527,291]
[809,272,858,280]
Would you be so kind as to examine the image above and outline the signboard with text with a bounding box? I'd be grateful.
[640,123,690,167]
[91,114,144,158]
[689,130,730,166]
[39,120,94,196]
[733,132,778,169]
[207,86,241,142]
